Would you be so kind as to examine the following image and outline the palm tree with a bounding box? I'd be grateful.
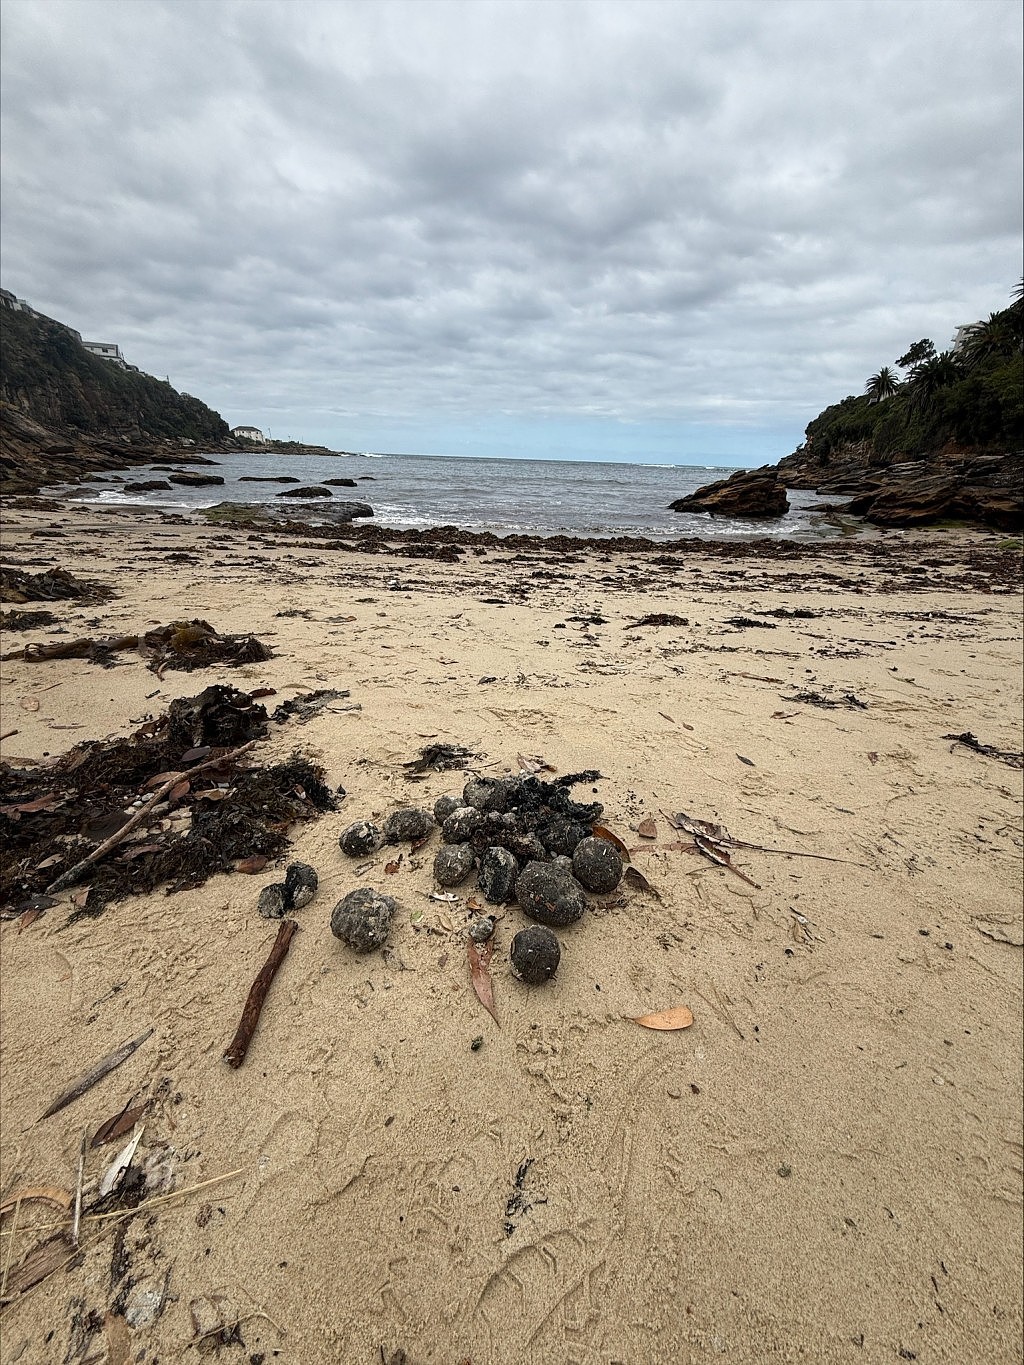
[960,312,1019,368]
[907,351,963,406]
[865,367,900,403]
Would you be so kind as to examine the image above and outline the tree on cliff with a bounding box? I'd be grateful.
[896,338,935,370]
[865,367,900,402]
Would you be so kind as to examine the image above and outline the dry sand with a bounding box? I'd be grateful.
[1,500,1022,1365]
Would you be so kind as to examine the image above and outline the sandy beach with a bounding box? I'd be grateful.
[1,499,1022,1365]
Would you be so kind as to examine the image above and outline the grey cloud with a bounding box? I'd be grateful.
[1,0,1020,455]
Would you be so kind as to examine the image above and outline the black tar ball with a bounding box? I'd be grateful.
[510,925,561,985]
[571,836,623,893]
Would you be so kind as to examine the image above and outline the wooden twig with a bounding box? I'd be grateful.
[223,920,299,1069]
[0,730,18,743]
[46,740,258,894]
[38,1029,153,1122]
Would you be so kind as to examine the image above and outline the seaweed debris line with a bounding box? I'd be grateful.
[0,684,340,923]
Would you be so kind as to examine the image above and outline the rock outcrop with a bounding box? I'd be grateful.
[669,466,789,519]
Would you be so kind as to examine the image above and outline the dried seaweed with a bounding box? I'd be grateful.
[0,565,115,604]
[0,608,57,631]
[402,743,476,773]
[4,619,273,673]
[0,686,337,918]
[943,731,1024,768]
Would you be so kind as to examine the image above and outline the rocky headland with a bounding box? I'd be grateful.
[672,287,1023,531]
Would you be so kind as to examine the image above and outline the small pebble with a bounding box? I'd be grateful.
[283,862,318,909]
[383,807,432,843]
[434,843,476,887]
[468,916,495,944]
[257,884,286,919]
[572,836,624,893]
[470,1035,484,1051]
[478,846,518,904]
[510,925,561,984]
[330,887,397,953]
[515,861,586,927]
[339,820,383,857]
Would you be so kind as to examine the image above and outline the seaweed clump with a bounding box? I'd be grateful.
[0,565,115,603]
[0,684,338,921]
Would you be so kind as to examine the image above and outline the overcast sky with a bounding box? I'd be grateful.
[1,0,1021,464]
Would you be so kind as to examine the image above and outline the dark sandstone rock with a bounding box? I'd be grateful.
[572,836,624,893]
[434,843,476,887]
[167,473,225,487]
[478,846,518,904]
[669,466,789,520]
[330,887,396,953]
[515,861,586,927]
[124,479,172,493]
[433,793,464,824]
[442,805,485,843]
[276,485,334,498]
[383,807,432,843]
[283,862,318,909]
[339,820,383,857]
[323,478,357,487]
[510,925,561,984]
[257,884,287,919]
[238,475,301,483]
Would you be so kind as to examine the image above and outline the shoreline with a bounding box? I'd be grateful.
[1,498,1021,1364]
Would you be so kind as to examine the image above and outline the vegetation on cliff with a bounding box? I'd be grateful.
[0,306,229,443]
[800,287,1023,465]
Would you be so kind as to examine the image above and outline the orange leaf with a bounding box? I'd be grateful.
[632,1006,694,1031]
[467,940,498,1024]
[592,825,630,861]
[235,855,268,874]
[0,1184,73,1217]
[385,860,401,875]
[637,818,657,839]
[167,780,191,802]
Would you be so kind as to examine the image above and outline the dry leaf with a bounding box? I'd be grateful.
[736,755,756,767]
[693,834,760,888]
[658,712,675,723]
[410,835,429,852]
[180,746,212,762]
[632,1005,694,1030]
[98,1126,144,1197]
[680,721,694,731]
[867,751,879,765]
[0,1232,75,1301]
[105,1311,131,1365]
[70,887,90,908]
[771,710,799,720]
[120,843,163,860]
[466,896,484,912]
[467,940,498,1024]
[0,1185,73,1218]
[39,1028,154,1121]
[385,860,401,875]
[623,866,662,900]
[234,855,268,874]
[91,1101,149,1148]
[19,697,40,712]
[167,780,191,802]
[248,687,277,699]
[0,792,60,816]
[195,788,229,802]
[145,770,183,789]
[17,907,46,931]
[592,825,631,861]
[637,818,658,839]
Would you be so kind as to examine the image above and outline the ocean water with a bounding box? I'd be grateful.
[59,450,837,541]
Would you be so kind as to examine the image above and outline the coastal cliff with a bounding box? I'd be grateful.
[0,300,231,491]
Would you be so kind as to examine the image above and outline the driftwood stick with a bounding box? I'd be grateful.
[71,1131,87,1248]
[223,919,299,1069]
[46,740,259,894]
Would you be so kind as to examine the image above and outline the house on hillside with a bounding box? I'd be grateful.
[83,340,134,370]
[231,425,267,443]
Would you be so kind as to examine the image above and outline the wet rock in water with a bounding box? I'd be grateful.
[478,846,518,904]
[515,861,587,927]
[469,916,495,944]
[538,816,591,857]
[283,862,318,909]
[124,479,172,493]
[434,842,475,887]
[433,793,464,824]
[572,836,624,893]
[330,887,397,953]
[339,820,383,857]
[383,807,433,844]
[442,805,485,843]
[510,925,561,984]
[463,777,501,811]
[275,485,334,498]
[257,884,287,919]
